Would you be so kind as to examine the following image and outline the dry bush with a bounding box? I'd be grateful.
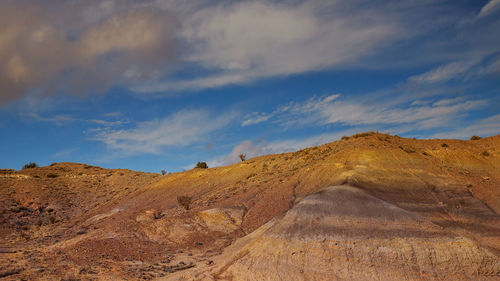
[161,170,167,175]
[470,136,482,140]
[482,151,490,156]
[239,154,246,161]
[352,131,375,138]
[441,143,448,148]
[177,196,191,210]
[153,210,163,219]
[399,146,415,153]
[195,162,208,169]
[22,162,38,169]
[341,136,350,140]
[47,173,58,178]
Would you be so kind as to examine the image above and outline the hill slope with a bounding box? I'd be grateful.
[1,132,499,280]
[173,185,499,280]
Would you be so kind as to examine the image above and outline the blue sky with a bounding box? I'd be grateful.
[0,0,499,172]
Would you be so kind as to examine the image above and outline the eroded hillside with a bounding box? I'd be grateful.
[1,132,499,280]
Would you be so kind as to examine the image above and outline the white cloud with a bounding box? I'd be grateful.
[25,112,127,127]
[410,100,433,106]
[478,0,500,18]
[92,109,237,154]
[26,113,75,125]
[480,56,500,75]
[102,112,123,117]
[0,1,178,104]
[242,112,276,126]
[2,0,499,103]
[408,60,477,84]
[89,119,127,126]
[432,97,464,106]
[245,94,486,130]
[51,148,78,159]
[135,1,401,92]
[431,114,500,139]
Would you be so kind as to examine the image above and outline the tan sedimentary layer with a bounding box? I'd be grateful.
[169,186,500,281]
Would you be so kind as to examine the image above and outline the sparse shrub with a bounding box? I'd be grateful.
[153,210,163,219]
[49,216,56,224]
[22,162,38,169]
[341,136,350,140]
[177,196,191,210]
[47,173,58,178]
[470,135,482,140]
[482,151,490,156]
[399,146,415,153]
[352,131,375,139]
[239,154,246,161]
[161,170,167,175]
[441,143,448,148]
[195,162,208,169]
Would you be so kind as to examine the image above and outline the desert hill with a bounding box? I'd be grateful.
[1,132,499,280]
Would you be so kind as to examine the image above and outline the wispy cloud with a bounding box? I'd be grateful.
[92,109,237,155]
[26,113,76,126]
[242,112,276,127]
[242,94,341,127]
[2,0,499,101]
[431,114,500,139]
[51,148,78,159]
[134,1,405,92]
[478,0,500,18]
[89,119,127,126]
[102,112,123,117]
[408,60,478,84]
[407,55,500,85]
[244,94,486,130]
[25,113,127,127]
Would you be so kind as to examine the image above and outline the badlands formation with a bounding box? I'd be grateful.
[1,132,499,280]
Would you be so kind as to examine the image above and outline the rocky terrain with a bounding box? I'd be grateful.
[1,132,499,280]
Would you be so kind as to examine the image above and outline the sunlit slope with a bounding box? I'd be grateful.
[170,185,499,281]
[1,132,499,280]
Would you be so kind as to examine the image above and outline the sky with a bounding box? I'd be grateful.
[0,0,499,172]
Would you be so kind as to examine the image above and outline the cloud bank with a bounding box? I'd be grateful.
[0,0,177,104]
[2,0,499,106]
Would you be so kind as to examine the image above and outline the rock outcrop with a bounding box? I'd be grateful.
[178,185,499,280]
